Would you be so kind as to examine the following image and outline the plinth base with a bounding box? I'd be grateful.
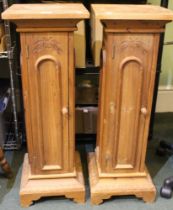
[20,152,85,207]
[88,152,156,205]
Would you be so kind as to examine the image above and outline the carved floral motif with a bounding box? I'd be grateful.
[119,40,148,55]
[33,37,62,54]
[111,39,148,58]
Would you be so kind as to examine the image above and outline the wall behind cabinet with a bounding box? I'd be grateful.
[148,0,173,112]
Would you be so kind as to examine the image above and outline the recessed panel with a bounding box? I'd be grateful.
[37,58,62,170]
[115,60,143,169]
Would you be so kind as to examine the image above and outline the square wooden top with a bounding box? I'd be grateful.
[2,3,89,20]
[91,4,173,21]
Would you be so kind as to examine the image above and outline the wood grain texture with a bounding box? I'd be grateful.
[20,152,85,207]
[20,32,72,176]
[88,5,172,204]
[103,20,167,33]
[88,153,156,205]
[15,20,79,31]
[97,33,160,176]
[91,4,173,20]
[2,3,89,20]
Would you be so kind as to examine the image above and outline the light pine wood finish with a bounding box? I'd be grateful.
[2,4,89,20]
[88,153,156,205]
[89,4,173,205]
[20,152,85,207]
[91,4,173,20]
[2,3,89,207]
[90,3,173,66]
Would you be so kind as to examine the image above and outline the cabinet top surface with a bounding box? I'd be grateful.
[2,3,89,20]
[91,4,173,21]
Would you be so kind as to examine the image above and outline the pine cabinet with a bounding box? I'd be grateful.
[89,4,173,205]
[2,3,89,207]
[99,33,159,175]
[21,32,73,176]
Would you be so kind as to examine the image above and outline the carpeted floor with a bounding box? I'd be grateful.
[0,113,173,210]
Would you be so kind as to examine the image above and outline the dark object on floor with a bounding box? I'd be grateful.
[156,141,173,198]
[0,147,13,178]
[160,177,173,199]
[156,141,173,156]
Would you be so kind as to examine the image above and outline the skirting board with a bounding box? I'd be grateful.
[156,88,173,112]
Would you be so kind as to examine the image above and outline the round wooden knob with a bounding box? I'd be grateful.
[62,107,68,115]
[141,107,147,115]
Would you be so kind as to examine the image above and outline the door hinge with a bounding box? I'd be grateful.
[26,45,29,59]
[112,44,115,59]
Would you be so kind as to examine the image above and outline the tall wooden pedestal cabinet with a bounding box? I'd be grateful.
[2,4,89,207]
[89,4,173,205]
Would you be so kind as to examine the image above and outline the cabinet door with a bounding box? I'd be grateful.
[21,32,71,175]
[99,33,159,175]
